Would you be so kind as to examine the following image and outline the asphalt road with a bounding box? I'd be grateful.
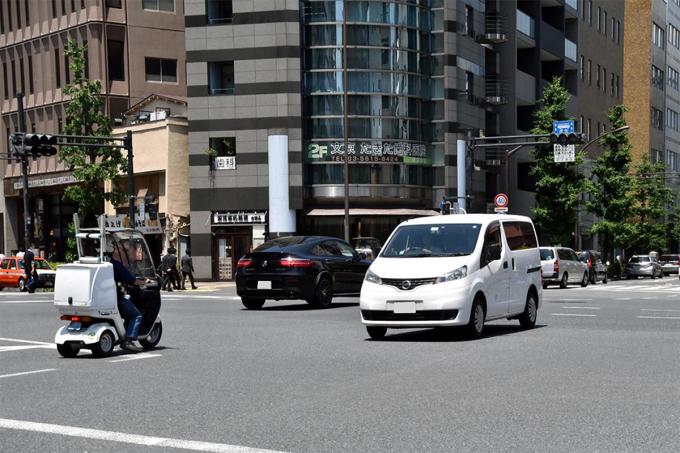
[1,277,679,452]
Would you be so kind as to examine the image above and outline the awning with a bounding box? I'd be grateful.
[306,208,439,217]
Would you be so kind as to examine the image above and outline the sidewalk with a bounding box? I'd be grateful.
[188,281,236,292]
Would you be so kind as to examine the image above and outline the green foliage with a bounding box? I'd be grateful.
[629,156,672,253]
[529,77,584,245]
[585,105,636,259]
[671,205,680,245]
[59,39,127,217]
[65,222,78,263]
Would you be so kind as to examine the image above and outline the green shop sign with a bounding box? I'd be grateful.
[306,142,431,165]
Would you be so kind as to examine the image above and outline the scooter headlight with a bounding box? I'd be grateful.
[365,270,382,285]
[434,265,467,284]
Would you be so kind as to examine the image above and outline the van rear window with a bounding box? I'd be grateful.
[502,221,538,251]
[540,249,554,260]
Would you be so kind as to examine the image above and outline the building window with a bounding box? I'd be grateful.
[464,5,474,37]
[602,67,607,92]
[603,10,607,35]
[670,24,680,49]
[587,0,592,25]
[107,40,125,81]
[669,65,680,90]
[616,20,620,44]
[615,74,620,98]
[652,65,665,90]
[61,0,66,16]
[208,61,234,95]
[206,0,233,24]
[145,57,178,83]
[0,2,5,34]
[2,63,8,98]
[587,59,592,85]
[54,49,61,88]
[27,56,33,93]
[209,137,235,157]
[579,116,584,134]
[71,0,75,12]
[465,71,474,102]
[19,57,25,94]
[667,108,679,131]
[106,0,122,7]
[143,0,174,12]
[653,22,665,49]
[579,55,584,81]
[11,60,17,95]
[596,7,601,32]
[24,0,29,23]
[610,72,615,96]
[84,40,89,79]
[51,0,57,17]
[16,0,21,28]
[652,107,664,130]
[64,52,70,85]
[596,64,600,89]
[611,17,615,41]
[586,118,591,140]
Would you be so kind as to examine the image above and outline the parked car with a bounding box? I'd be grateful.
[626,255,663,279]
[540,246,589,289]
[360,214,542,340]
[0,256,55,292]
[235,236,371,309]
[352,237,382,261]
[659,254,680,276]
[578,250,608,284]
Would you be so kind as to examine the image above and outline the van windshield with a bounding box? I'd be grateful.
[381,224,481,258]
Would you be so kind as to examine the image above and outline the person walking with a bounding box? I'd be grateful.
[22,243,35,292]
[168,247,181,290]
[161,250,176,292]
[181,249,198,290]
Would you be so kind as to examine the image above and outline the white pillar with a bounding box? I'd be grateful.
[457,139,466,211]
[268,135,296,235]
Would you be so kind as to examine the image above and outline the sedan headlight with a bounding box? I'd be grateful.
[434,265,468,284]
[365,270,382,285]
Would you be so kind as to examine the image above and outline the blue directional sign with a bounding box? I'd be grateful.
[553,120,575,134]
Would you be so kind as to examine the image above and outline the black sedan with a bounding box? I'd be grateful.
[235,236,371,309]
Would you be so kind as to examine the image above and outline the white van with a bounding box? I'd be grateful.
[360,214,542,339]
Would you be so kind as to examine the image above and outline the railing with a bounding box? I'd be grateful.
[565,38,577,61]
[516,10,535,38]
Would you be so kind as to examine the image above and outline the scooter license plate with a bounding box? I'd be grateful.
[67,322,81,331]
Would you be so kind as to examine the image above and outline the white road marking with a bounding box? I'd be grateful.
[0,345,55,352]
[548,298,593,302]
[109,353,162,363]
[0,299,53,304]
[0,418,288,453]
[162,294,226,299]
[637,316,680,320]
[614,298,632,301]
[640,308,680,312]
[561,306,600,310]
[0,337,53,345]
[551,313,597,317]
[0,369,56,379]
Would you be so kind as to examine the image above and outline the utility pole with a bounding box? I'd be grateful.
[125,130,135,228]
[342,0,350,243]
[16,93,31,250]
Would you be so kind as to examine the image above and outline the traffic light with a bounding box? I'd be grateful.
[15,134,57,158]
[549,132,585,145]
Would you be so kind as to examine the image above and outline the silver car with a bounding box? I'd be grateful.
[626,255,663,279]
[540,246,589,288]
[659,254,680,276]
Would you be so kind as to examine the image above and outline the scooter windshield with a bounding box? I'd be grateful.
[109,232,157,279]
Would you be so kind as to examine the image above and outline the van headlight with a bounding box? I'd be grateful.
[365,270,382,285]
[434,265,467,284]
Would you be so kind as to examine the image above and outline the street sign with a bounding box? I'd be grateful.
[553,120,575,135]
[494,207,509,213]
[493,193,509,208]
[553,144,576,162]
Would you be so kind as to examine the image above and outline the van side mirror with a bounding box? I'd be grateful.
[487,243,501,262]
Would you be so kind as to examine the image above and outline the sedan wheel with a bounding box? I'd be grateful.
[241,298,265,310]
[580,272,589,287]
[559,272,568,289]
[311,277,333,308]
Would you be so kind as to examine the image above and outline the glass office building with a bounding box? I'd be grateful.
[301,0,445,238]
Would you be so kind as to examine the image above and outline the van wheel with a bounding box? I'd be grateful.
[559,273,568,289]
[603,274,608,284]
[466,298,485,339]
[519,291,538,329]
[580,272,589,287]
[366,326,387,340]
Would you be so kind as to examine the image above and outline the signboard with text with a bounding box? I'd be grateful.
[213,211,267,225]
[553,144,576,163]
[215,156,236,170]
[306,142,431,165]
[103,214,163,235]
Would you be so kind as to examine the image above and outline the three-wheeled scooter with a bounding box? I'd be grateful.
[54,216,163,358]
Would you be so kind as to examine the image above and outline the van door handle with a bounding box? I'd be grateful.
[503,261,508,269]
[512,258,515,270]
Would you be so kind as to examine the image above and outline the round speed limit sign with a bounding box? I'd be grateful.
[494,193,509,208]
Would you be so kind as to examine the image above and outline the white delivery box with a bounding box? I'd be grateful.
[53,262,117,316]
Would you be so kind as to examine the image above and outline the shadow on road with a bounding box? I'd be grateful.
[247,302,358,312]
[368,324,546,343]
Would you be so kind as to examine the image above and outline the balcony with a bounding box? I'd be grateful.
[516,10,535,39]
[480,10,508,44]
[516,69,536,106]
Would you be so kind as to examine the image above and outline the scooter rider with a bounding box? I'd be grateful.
[106,238,146,352]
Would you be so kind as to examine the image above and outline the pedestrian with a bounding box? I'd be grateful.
[181,249,198,290]
[161,250,176,292]
[22,243,35,291]
[168,247,181,290]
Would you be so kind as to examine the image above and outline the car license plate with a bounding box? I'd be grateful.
[67,322,81,331]
[257,281,272,290]
[392,302,416,314]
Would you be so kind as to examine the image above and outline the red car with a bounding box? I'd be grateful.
[0,256,55,292]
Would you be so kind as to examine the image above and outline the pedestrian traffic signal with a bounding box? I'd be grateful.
[549,132,585,145]
[10,133,58,157]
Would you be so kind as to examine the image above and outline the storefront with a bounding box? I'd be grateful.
[211,211,266,281]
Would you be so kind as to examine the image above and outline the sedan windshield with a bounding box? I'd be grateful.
[630,256,650,263]
[381,224,481,258]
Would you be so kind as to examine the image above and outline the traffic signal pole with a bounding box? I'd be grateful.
[125,130,135,228]
[16,93,32,250]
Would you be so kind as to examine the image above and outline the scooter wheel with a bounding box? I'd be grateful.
[91,330,115,358]
[139,322,162,350]
[57,342,80,358]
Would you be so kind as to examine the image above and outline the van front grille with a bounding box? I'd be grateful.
[381,278,436,290]
[362,310,458,321]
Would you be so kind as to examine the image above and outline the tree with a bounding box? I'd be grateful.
[529,77,584,245]
[629,156,672,254]
[585,105,636,259]
[59,39,127,218]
